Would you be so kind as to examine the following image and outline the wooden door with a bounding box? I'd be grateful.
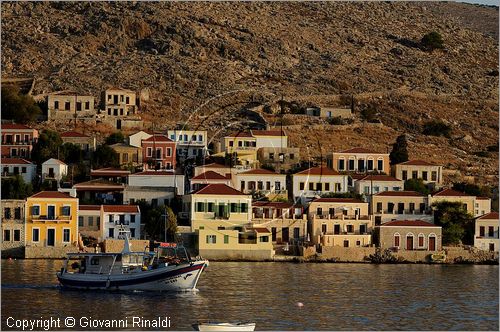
[406,236,413,250]
[429,236,436,251]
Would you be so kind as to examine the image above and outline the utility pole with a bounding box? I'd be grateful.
[161,207,168,242]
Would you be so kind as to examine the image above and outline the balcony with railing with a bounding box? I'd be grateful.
[30,215,72,223]
[312,214,370,221]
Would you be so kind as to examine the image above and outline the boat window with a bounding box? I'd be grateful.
[90,258,99,265]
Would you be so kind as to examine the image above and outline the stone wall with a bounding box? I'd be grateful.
[199,249,274,261]
[25,245,78,259]
[102,239,150,253]
[320,246,376,262]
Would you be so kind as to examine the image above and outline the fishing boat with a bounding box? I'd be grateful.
[430,251,446,263]
[56,232,208,291]
[193,322,256,331]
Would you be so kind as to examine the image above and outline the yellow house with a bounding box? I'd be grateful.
[25,191,79,249]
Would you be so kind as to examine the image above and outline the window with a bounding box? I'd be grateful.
[119,215,126,225]
[418,234,425,247]
[21,167,26,173]
[325,183,330,191]
[431,171,437,181]
[394,233,400,247]
[108,215,114,223]
[240,203,248,213]
[402,170,408,180]
[207,203,214,212]
[259,236,269,243]
[85,101,90,110]
[123,153,128,162]
[61,206,71,216]
[206,235,216,244]
[409,203,415,213]
[91,258,100,265]
[166,148,172,157]
[346,225,354,233]
[316,183,322,191]
[343,240,349,247]
[130,215,136,223]
[271,227,277,241]
[65,102,70,111]
[266,181,271,190]
[377,159,383,171]
[4,208,11,219]
[196,202,205,212]
[377,202,382,213]
[63,229,70,243]
[356,240,361,247]
[367,159,374,171]
[109,228,114,238]
[480,226,485,237]
[412,171,418,179]
[130,229,136,238]
[54,101,59,109]
[78,216,84,227]
[299,182,305,190]
[275,181,281,191]
[224,235,229,244]
[309,183,314,191]
[32,228,40,242]
[230,203,238,213]
[198,134,203,142]
[147,147,152,157]
[96,217,100,228]
[152,199,158,207]
[14,230,20,241]
[4,230,11,241]
[126,96,130,104]
[420,203,426,213]
[290,153,295,160]
[338,159,345,170]
[87,216,93,227]
[335,183,341,192]
[229,141,234,147]
[317,207,323,216]
[374,186,380,193]
[76,101,82,111]
[358,159,365,172]
[364,186,370,194]
[348,159,355,171]
[258,181,263,190]
[321,224,327,233]
[422,171,428,181]
[488,226,494,237]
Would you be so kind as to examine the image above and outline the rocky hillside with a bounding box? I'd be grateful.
[1,1,498,184]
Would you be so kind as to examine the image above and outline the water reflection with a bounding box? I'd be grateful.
[1,260,498,331]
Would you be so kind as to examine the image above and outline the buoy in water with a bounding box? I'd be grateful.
[296,302,304,307]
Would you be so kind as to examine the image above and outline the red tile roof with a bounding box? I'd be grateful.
[338,147,384,154]
[381,220,440,227]
[79,205,101,211]
[200,163,228,169]
[295,167,340,176]
[91,168,130,177]
[374,191,424,197]
[253,201,295,209]
[432,188,470,197]
[312,198,365,204]
[251,130,286,136]
[73,179,125,190]
[249,227,271,233]
[477,212,499,220]
[240,168,278,175]
[61,131,89,138]
[102,205,140,213]
[359,174,401,182]
[350,174,367,180]
[29,191,75,199]
[1,123,34,130]
[225,131,254,138]
[191,171,230,180]
[397,160,438,166]
[130,171,176,176]
[1,158,33,165]
[143,134,173,142]
[192,184,246,196]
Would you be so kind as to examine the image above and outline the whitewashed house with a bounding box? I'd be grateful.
[102,205,141,239]
[1,158,36,183]
[292,167,349,204]
[42,158,68,182]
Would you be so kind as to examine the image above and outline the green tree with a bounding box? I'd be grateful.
[61,143,84,164]
[452,182,490,198]
[105,131,125,145]
[433,201,474,245]
[1,86,41,123]
[138,202,177,241]
[92,145,119,169]
[389,134,409,165]
[1,175,33,199]
[404,178,429,195]
[360,105,377,122]
[31,130,63,166]
[421,31,444,51]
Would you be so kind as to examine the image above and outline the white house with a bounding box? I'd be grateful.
[127,170,185,195]
[292,167,349,204]
[1,158,37,183]
[354,174,404,195]
[102,205,141,240]
[128,130,152,148]
[474,212,499,252]
[190,171,232,192]
[167,129,208,161]
[42,158,68,182]
[233,168,287,197]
